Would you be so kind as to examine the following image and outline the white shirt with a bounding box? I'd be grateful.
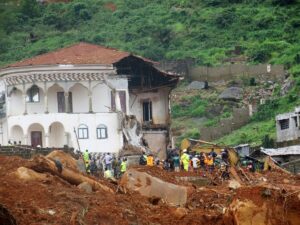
[192,157,199,168]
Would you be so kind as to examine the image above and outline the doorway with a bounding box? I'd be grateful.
[31,131,42,147]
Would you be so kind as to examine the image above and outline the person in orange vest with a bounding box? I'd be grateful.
[147,154,154,166]
[206,155,214,173]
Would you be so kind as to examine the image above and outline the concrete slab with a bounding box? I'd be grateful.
[121,169,187,206]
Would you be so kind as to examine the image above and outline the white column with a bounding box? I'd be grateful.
[64,132,68,146]
[23,134,28,145]
[44,94,48,113]
[88,80,93,113]
[64,92,69,113]
[23,94,27,115]
[6,96,10,117]
[88,92,93,113]
[44,82,48,113]
[45,133,49,147]
[23,84,27,115]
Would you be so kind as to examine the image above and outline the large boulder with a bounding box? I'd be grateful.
[219,87,243,101]
[120,168,188,207]
[78,182,93,193]
[13,167,48,181]
[187,81,206,90]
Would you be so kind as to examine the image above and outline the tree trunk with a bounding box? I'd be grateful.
[27,155,113,193]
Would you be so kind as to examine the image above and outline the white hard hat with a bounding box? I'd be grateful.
[182,149,187,153]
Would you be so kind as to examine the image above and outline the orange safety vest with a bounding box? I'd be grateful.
[147,156,154,166]
[206,157,213,166]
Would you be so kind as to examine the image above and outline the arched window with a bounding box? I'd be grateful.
[26,85,40,102]
[78,124,88,139]
[96,124,107,139]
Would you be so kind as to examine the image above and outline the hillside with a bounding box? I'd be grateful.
[171,75,300,147]
[0,0,300,68]
[1,0,300,147]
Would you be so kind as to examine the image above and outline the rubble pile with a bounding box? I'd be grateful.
[0,151,299,225]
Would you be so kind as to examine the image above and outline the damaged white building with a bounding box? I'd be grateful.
[0,43,179,158]
[276,106,300,143]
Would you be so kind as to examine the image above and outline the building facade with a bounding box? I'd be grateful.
[276,106,300,143]
[0,43,178,156]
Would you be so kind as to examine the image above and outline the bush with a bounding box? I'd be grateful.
[288,93,297,102]
[271,0,296,6]
[252,99,279,121]
[20,0,40,19]
[249,77,256,86]
[214,8,236,28]
[262,135,274,148]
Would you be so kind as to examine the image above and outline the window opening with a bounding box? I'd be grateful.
[78,124,88,139]
[279,119,289,130]
[26,85,40,102]
[143,100,152,122]
[96,124,108,139]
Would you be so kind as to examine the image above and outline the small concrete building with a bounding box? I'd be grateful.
[0,43,178,157]
[276,106,300,143]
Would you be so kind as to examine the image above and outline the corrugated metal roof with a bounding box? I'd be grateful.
[261,145,300,156]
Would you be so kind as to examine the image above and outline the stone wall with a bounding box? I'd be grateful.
[200,108,250,141]
[0,145,75,159]
[189,64,284,82]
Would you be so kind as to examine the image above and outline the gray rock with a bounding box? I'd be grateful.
[187,81,206,90]
[219,87,243,101]
[76,159,87,174]
[78,182,93,193]
[280,79,294,96]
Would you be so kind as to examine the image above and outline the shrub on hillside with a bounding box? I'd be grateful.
[252,99,279,121]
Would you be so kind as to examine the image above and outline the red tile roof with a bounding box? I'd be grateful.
[7,42,153,68]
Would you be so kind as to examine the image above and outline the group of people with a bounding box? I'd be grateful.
[139,148,230,179]
[82,150,127,179]
[81,147,231,180]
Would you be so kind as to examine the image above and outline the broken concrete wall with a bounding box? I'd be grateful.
[129,87,171,125]
[143,131,167,159]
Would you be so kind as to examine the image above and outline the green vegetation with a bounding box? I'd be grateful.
[172,95,208,118]
[1,0,300,147]
[216,75,300,146]
[0,0,300,67]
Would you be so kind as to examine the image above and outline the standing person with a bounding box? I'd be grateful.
[147,154,154,166]
[104,153,112,171]
[139,152,147,165]
[199,152,206,171]
[120,158,127,176]
[181,149,190,172]
[206,155,214,173]
[209,148,217,161]
[83,149,89,162]
[172,153,180,172]
[221,149,229,164]
[192,155,200,171]
[112,156,118,178]
[96,156,103,177]
[90,158,97,176]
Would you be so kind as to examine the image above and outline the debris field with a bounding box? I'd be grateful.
[0,151,299,225]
